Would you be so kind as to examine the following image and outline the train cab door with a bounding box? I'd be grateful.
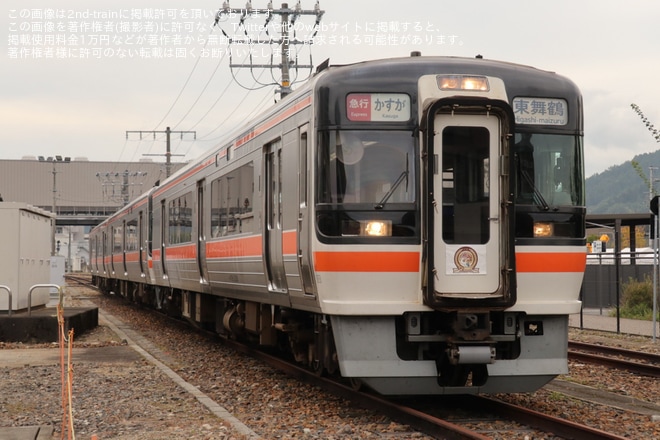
[196,179,209,285]
[296,126,315,297]
[264,139,288,293]
[425,103,514,307]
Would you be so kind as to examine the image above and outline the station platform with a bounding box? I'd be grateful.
[0,426,53,440]
[0,306,98,343]
[570,308,660,339]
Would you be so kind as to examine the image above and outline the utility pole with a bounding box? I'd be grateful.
[38,155,70,256]
[631,103,660,342]
[215,1,324,98]
[96,170,148,206]
[125,127,196,178]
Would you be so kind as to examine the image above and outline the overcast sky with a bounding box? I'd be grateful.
[2,1,660,177]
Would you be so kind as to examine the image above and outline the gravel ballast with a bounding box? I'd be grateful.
[2,284,659,439]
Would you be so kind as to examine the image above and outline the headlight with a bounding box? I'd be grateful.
[533,222,554,237]
[436,75,489,91]
[360,220,392,237]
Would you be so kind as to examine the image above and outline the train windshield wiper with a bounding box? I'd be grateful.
[521,169,549,211]
[375,170,408,209]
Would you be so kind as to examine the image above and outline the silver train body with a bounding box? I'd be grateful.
[90,55,586,395]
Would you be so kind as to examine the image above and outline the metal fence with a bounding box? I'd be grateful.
[578,250,659,338]
[583,250,656,309]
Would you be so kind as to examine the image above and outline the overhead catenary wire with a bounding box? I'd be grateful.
[178,49,255,134]
[134,3,324,162]
[180,84,274,157]
[168,50,230,131]
[151,10,270,152]
[151,24,220,132]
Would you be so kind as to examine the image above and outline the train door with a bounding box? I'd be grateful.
[147,196,155,281]
[110,226,117,275]
[196,179,209,284]
[91,235,97,274]
[102,230,108,275]
[426,107,514,306]
[297,126,315,296]
[122,219,128,275]
[138,211,145,275]
[264,139,288,293]
[160,199,168,280]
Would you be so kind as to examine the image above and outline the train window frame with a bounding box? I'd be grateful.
[125,218,139,252]
[441,126,491,245]
[315,129,419,244]
[168,192,193,245]
[513,132,585,241]
[112,225,123,254]
[210,161,255,238]
[513,132,584,208]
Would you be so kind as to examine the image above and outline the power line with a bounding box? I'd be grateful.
[125,127,196,178]
[96,170,150,206]
[152,24,220,131]
[215,1,324,98]
[169,51,229,130]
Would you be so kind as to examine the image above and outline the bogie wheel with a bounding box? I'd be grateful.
[349,378,363,391]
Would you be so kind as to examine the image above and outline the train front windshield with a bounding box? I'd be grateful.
[316,130,418,241]
[514,133,583,207]
[514,132,584,239]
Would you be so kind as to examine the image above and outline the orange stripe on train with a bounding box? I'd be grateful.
[516,252,586,273]
[313,251,585,273]
[206,236,262,258]
[205,231,296,259]
[314,251,420,272]
[166,244,197,260]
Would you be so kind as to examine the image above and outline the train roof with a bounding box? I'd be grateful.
[90,55,583,231]
[317,54,580,91]
[313,54,582,132]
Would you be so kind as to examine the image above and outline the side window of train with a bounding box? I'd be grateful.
[168,192,193,244]
[112,225,122,254]
[210,161,255,238]
[126,219,138,252]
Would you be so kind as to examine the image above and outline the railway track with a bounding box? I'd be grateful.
[196,327,631,439]
[64,273,95,288]
[66,282,649,438]
[457,395,627,440]
[568,340,660,378]
[178,310,631,439]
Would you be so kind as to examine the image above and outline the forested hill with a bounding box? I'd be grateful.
[586,150,660,214]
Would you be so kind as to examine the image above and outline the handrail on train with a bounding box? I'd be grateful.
[28,284,63,316]
[0,285,12,317]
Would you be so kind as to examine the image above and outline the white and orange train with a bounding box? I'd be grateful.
[90,54,586,395]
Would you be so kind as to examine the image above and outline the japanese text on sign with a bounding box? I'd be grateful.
[7,8,462,61]
[513,97,568,125]
[346,93,411,122]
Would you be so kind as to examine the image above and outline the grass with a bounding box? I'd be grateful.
[614,275,660,320]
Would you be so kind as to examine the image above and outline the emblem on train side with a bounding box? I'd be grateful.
[453,247,480,273]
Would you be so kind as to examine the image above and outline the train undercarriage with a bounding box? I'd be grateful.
[92,275,561,395]
[93,276,340,376]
